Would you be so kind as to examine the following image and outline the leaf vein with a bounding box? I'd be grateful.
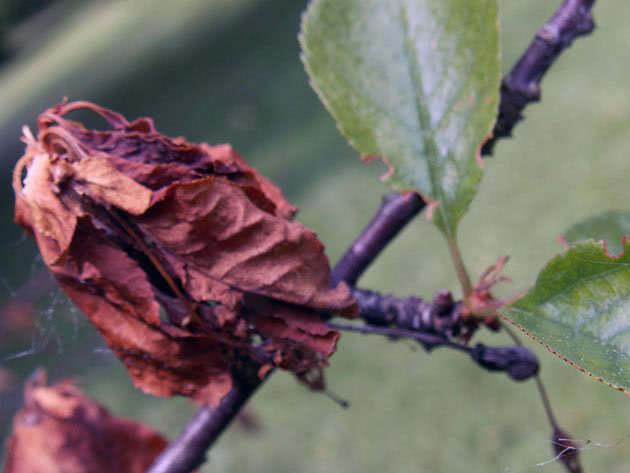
[399,2,452,236]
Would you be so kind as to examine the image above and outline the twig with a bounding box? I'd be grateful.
[145,192,424,473]
[327,321,466,352]
[144,3,604,452]
[502,325,558,428]
[145,365,264,473]
[330,192,425,286]
[333,288,539,382]
[535,375,559,432]
[350,287,460,337]
[329,321,538,381]
[502,323,583,473]
[482,0,596,156]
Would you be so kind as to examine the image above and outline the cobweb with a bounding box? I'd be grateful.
[0,248,111,363]
[0,237,117,429]
[2,253,64,360]
[536,434,629,468]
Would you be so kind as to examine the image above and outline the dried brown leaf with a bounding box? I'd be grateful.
[2,370,168,473]
[13,101,356,404]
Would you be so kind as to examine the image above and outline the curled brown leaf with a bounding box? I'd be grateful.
[13,101,357,404]
[2,370,168,473]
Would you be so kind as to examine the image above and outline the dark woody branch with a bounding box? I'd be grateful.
[346,288,579,470]
[329,317,538,382]
[351,287,461,338]
[334,287,538,382]
[482,0,596,156]
[330,192,426,287]
[145,363,265,473]
[145,0,601,458]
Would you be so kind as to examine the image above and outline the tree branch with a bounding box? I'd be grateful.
[145,364,264,473]
[351,287,460,337]
[330,192,426,286]
[335,287,539,382]
[142,1,602,456]
[482,0,596,156]
[328,321,467,352]
[330,321,538,382]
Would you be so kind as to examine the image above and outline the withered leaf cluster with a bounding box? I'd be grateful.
[2,370,168,473]
[13,101,357,405]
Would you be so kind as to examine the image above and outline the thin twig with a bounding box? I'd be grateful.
[535,376,559,431]
[327,321,468,352]
[482,0,596,156]
[502,323,583,472]
[330,192,425,286]
[501,324,558,429]
[331,306,539,382]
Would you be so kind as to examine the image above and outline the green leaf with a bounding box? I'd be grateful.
[564,210,630,256]
[299,0,500,237]
[502,240,630,393]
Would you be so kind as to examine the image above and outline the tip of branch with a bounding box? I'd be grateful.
[324,389,350,409]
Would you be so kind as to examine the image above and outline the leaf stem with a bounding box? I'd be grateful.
[446,237,473,299]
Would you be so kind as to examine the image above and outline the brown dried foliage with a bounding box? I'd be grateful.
[2,370,168,473]
[12,101,357,405]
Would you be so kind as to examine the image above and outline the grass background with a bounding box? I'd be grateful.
[1,0,629,471]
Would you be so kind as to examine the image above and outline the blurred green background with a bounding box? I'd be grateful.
[1,1,629,471]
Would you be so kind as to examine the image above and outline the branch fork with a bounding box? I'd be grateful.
[146,0,599,469]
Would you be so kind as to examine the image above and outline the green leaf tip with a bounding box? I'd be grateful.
[502,239,630,394]
[299,0,501,238]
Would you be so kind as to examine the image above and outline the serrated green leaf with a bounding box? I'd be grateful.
[299,0,500,237]
[564,210,630,256]
[502,241,630,393]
